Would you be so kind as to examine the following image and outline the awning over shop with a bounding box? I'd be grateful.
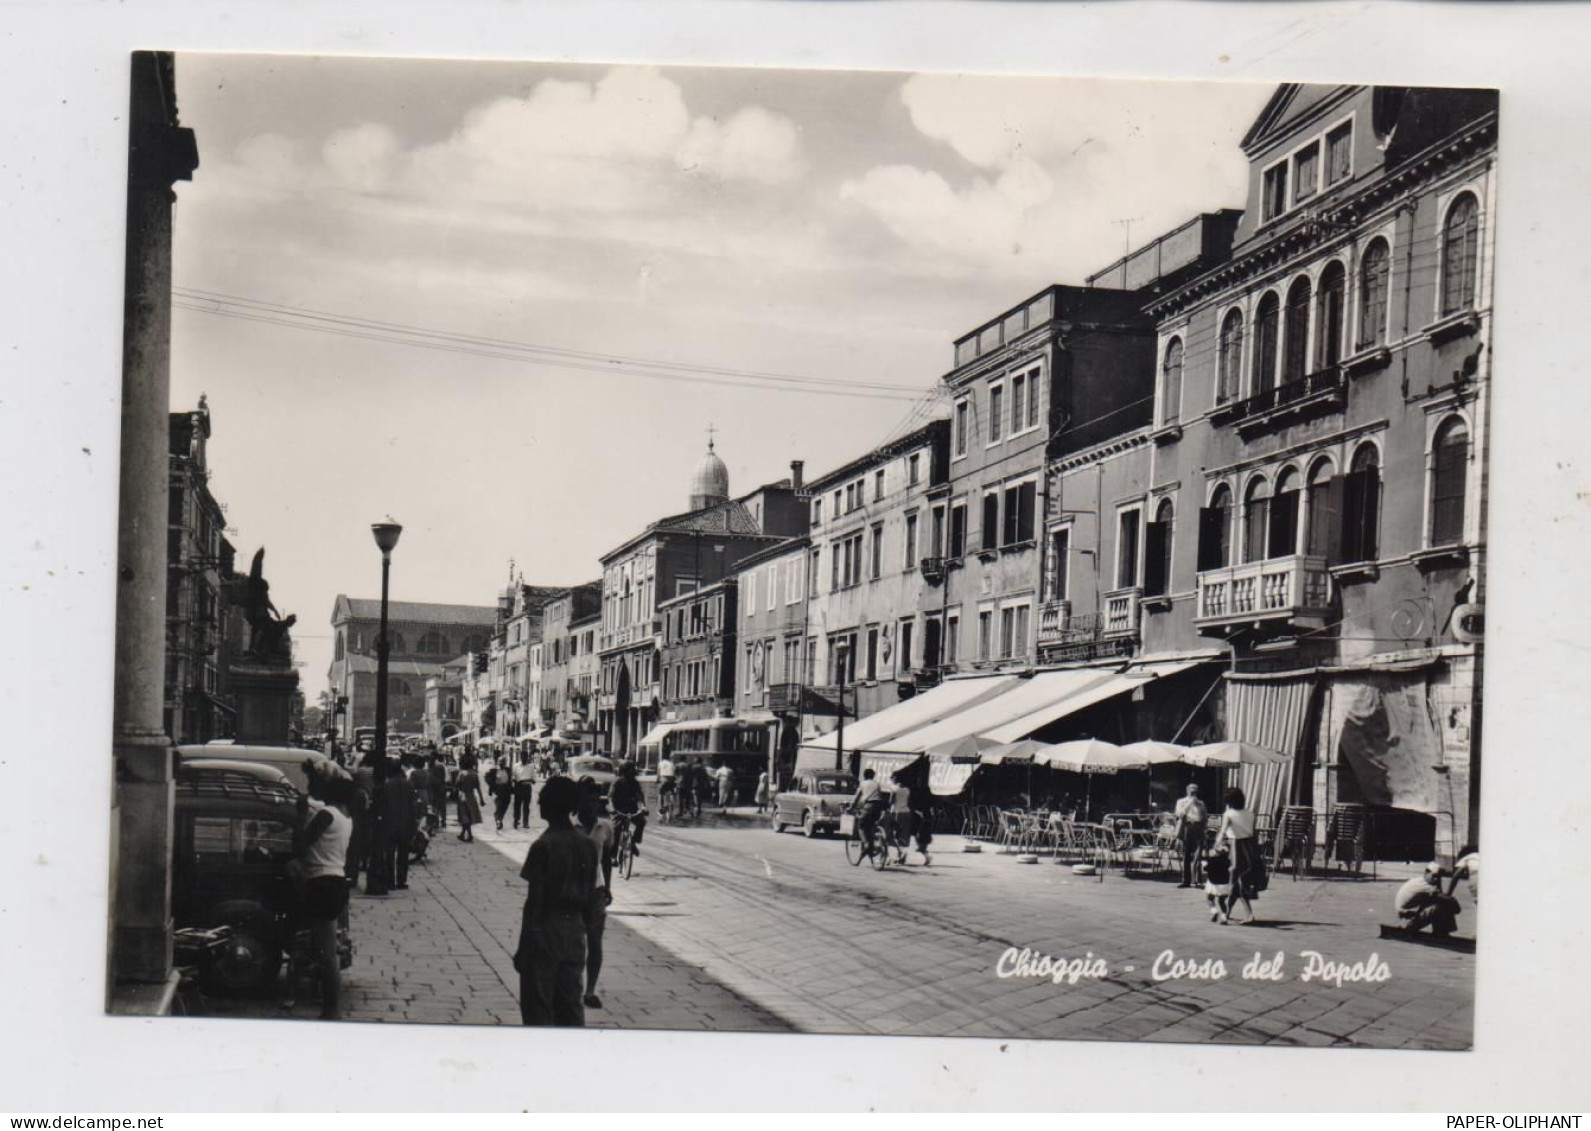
[1225,672,1317,821]
[858,751,920,781]
[928,758,978,796]
[978,660,1199,744]
[638,722,679,748]
[875,669,1119,754]
[797,675,1017,760]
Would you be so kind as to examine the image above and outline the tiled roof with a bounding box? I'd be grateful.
[333,596,499,625]
[649,500,767,537]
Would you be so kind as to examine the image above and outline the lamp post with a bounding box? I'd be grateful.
[371,521,403,781]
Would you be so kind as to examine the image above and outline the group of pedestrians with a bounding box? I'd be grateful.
[1172,784,1265,926]
[344,750,439,895]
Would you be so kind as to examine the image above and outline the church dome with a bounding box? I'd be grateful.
[689,440,730,511]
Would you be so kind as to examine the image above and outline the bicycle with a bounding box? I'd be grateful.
[612,811,642,880]
[658,784,678,826]
[842,807,889,871]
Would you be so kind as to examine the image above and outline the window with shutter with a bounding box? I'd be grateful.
[1316,262,1347,369]
[950,504,967,557]
[1117,508,1141,588]
[1430,419,1469,546]
[1162,337,1184,425]
[1284,277,1312,385]
[1218,310,1244,404]
[1049,528,1071,600]
[1253,294,1279,393]
[982,493,1000,551]
[1197,505,1227,572]
[1307,471,1343,562]
[1002,485,1019,545]
[989,385,1004,443]
[1017,481,1037,543]
[1358,239,1390,348]
[1143,520,1168,597]
[1243,482,1270,563]
[1442,194,1480,316]
[1268,485,1300,559]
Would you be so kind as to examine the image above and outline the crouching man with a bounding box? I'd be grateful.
[513,775,598,1026]
[1395,862,1462,937]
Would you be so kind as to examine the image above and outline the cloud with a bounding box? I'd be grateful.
[842,73,1271,279]
[678,106,804,184]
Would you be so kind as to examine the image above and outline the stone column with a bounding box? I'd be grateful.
[110,52,197,993]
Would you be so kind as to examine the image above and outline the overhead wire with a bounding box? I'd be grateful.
[172,286,930,404]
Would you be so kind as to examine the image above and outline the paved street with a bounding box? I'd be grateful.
[205,808,1472,1048]
[465,809,1474,1048]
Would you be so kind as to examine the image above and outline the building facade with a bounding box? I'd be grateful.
[327,597,497,741]
[658,579,738,724]
[1031,83,1495,858]
[1141,83,1494,857]
[804,421,949,723]
[538,583,602,735]
[597,444,807,756]
[165,398,238,744]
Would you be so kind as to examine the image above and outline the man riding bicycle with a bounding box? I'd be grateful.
[609,759,647,854]
[850,768,888,856]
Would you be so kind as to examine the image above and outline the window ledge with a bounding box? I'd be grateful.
[1208,400,1243,425]
[1141,595,1173,612]
[1343,346,1391,378]
[975,548,999,563]
[999,540,1037,555]
[1423,311,1480,346]
[1329,561,1380,583]
[1412,544,1469,570]
[1150,423,1183,446]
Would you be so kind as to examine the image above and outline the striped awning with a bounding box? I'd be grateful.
[1223,673,1318,821]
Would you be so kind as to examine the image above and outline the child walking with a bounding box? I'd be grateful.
[1204,847,1233,925]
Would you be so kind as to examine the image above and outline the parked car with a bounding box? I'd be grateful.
[772,771,857,837]
[171,760,351,995]
[176,743,335,794]
[566,755,618,795]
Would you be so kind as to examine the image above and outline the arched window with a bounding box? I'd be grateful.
[1357,238,1390,348]
[1343,443,1381,562]
[418,630,449,655]
[1242,477,1270,564]
[1441,193,1480,316]
[1270,467,1302,558]
[1145,497,1175,597]
[1306,457,1341,559]
[1315,261,1347,369]
[1252,293,1280,394]
[1199,485,1233,571]
[1283,276,1312,385]
[1218,310,1244,404]
[1161,337,1184,426]
[1430,418,1470,546]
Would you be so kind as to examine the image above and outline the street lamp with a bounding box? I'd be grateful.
[371,520,403,781]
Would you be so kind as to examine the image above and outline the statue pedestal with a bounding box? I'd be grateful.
[231,661,300,746]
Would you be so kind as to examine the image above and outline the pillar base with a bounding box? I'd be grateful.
[111,730,174,991]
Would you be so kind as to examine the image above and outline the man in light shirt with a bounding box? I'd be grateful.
[512,751,537,829]
[1173,783,1209,888]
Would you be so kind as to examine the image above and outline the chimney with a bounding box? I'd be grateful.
[790,459,805,491]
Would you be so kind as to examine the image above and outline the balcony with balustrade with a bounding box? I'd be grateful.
[1036,588,1141,662]
[1214,368,1347,437]
[1194,554,1332,633]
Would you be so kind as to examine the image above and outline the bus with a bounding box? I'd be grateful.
[639,718,771,804]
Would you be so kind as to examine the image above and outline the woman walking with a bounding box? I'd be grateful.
[1215,787,1261,924]
[456,756,485,843]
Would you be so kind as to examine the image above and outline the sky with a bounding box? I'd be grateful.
[168,54,1272,700]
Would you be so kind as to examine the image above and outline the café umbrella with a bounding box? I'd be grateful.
[1119,740,1193,765]
[1038,739,1150,820]
[1182,741,1290,768]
